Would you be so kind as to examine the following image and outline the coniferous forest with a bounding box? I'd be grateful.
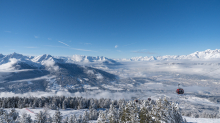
[0,96,186,123]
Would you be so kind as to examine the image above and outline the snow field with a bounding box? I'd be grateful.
[5,108,97,123]
[183,116,220,123]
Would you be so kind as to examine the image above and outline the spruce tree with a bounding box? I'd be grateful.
[26,114,32,123]
[63,116,68,123]
[107,104,118,123]
[9,108,19,121]
[68,115,75,123]
[82,110,89,123]
[53,109,62,123]
[35,111,47,123]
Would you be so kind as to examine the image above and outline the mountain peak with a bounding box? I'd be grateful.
[32,54,53,63]
[0,53,4,58]
[124,49,220,61]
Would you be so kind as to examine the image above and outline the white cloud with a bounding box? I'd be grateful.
[0,58,26,80]
[48,38,52,40]
[58,41,69,46]
[43,60,59,71]
[0,90,138,100]
[34,36,39,38]
[0,58,18,71]
[87,70,94,74]
[96,73,103,79]
[115,45,118,48]
[9,75,56,83]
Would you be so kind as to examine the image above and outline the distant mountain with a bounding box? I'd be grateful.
[0,53,120,66]
[2,49,220,65]
[118,49,220,61]
[0,53,118,93]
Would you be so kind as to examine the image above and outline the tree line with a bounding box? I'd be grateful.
[0,96,186,123]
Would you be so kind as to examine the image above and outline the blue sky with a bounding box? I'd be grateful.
[1,0,220,58]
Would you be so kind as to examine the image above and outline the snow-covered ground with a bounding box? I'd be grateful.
[184,116,220,123]
[5,108,97,123]
[4,108,220,123]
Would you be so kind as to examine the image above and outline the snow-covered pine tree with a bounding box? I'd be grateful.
[32,102,36,109]
[68,115,76,123]
[0,108,5,115]
[20,112,32,123]
[62,100,67,110]
[149,97,185,123]
[46,115,53,123]
[26,114,32,123]
[90,100,98,109]
[103,99,111,108]
[89,108,98,120]
[139,101,154,123]
[63,116,68,123]
[39,100,43,108]
[29,101,33,108]
[107,104,118,123]
[50,103,57,110]
[8,108,19,122]
[19,112,27,123]
[119,102,131,122]
[3,111,12,123]
[43,105,50,117]
[73,114,78,123]
[1,100,5,109]
[52,109,62,123]
[0,115,5,123]
[129,102,139,123]
[35,111,47,123]
[77,115,83,123]
[18,99,23,109]
[97,110,108,123]
[82,110,89,123]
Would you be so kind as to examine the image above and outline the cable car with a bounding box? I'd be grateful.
[176,84,184,94]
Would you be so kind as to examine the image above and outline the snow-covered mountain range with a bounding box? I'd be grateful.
[121,49,220,61]
[1,49,220,66]
[0,53,118,67]
[0,52,118,93]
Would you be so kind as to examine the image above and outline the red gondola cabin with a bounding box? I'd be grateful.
[176,88,184,94]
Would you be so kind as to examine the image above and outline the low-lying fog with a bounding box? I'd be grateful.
[1,59,220,118]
